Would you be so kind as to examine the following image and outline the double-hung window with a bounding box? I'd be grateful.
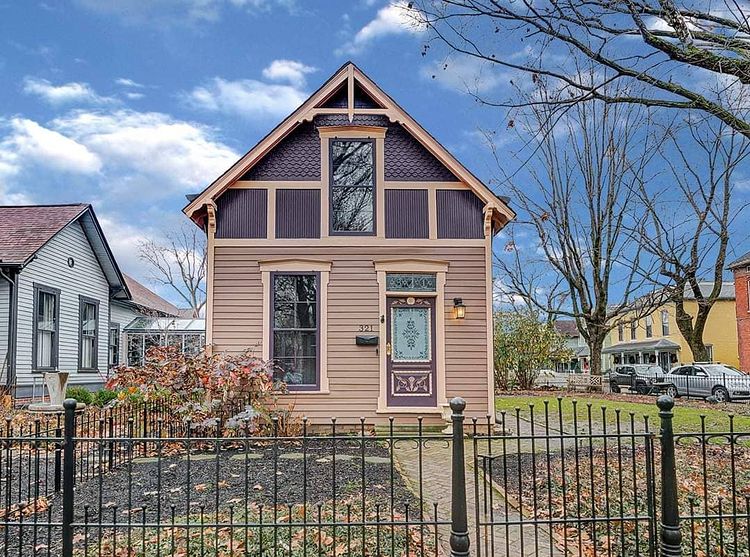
[79,297,99,371]
[645,316,653,338]
[33,285,59,371]
[271,273,319,389]
[630,321,637,340]
[661,310,670,335]
[617,324,624,342]
[109,324,120,368]
[330,139,375,234]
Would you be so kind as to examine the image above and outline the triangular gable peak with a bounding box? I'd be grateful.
[184,62,514,229]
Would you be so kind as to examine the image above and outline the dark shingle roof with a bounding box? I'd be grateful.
[0,204,89,265]
[554,320,580,338]
[728,251,750,270]
[122,274,180,316]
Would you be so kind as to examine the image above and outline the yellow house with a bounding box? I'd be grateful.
[602,282,738,371]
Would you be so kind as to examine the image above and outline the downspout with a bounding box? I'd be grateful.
[0,267,18,391]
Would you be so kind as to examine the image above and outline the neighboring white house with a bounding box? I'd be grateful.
[553,320,590,373]
[0,204,205,397]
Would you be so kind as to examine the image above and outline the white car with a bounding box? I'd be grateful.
[665,363,750,402]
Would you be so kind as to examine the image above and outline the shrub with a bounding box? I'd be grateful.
[92,389,118,407]
[65,386,93,405]
[106,345,289,435]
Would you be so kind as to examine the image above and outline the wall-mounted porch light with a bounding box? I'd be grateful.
[453,298,466,319]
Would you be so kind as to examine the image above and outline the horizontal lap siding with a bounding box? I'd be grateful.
[212,245,489,422]
[15,221,110,388]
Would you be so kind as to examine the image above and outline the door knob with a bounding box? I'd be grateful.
[385,342,392,356]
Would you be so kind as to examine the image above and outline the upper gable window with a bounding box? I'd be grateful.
[330,139,375,234]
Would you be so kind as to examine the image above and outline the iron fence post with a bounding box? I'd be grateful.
[62,398,77,557]
[449,396,470,557]
[657,395,682,556]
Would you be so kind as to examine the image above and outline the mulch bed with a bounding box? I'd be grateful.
[0,440,420,555]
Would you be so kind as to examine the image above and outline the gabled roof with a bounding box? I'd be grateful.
[728,251,750,270]
[553,320,580,338]
[120,274,181,316]
[0,204,130,300]
[183,61,515,228]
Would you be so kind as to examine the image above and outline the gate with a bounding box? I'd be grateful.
[470,402,659,556]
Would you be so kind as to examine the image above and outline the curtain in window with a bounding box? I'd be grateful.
[36,291,56,368]
[81,302,97,369]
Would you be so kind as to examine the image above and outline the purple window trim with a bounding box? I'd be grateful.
[328,138,377,237]
[216,189,267,239]
[276,189,321,239]
[384,189,429,239]
[436,189,484,239]
[269,271,321,392]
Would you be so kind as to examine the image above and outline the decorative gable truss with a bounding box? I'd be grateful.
[183,62,515,235]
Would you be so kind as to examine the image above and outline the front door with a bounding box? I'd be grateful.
[385,296,437,407]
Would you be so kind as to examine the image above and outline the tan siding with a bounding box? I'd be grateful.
[212,245,488,422]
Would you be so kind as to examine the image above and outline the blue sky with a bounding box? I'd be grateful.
[1,0,749,307]
[0,0,512,301]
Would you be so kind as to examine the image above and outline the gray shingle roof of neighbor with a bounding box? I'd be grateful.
[0,203,130,300]
[122,274,181,316]
[728,251,750,270]
[683,281,735,300]
[553,319,580,338]
[0,204,89,265]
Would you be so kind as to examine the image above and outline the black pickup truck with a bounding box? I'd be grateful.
[608,365,664,394]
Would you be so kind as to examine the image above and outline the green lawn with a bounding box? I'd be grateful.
[494,393,750,433]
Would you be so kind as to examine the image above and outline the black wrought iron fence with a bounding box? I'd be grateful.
[0,396,748,556]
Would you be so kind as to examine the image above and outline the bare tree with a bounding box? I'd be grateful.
[635,117,750,360]
[493,79,661,375]
[413,0,750,137]
[139,224,207,318]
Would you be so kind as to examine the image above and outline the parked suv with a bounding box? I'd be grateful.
[609,365,664,394]
[665,363,750,402]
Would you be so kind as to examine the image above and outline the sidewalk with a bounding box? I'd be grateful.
[393,434,562,556]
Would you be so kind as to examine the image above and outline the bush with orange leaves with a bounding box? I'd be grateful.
[106,345,291,435]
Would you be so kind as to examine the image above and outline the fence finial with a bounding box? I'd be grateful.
[657,395,682,556]
[449,396,469,557]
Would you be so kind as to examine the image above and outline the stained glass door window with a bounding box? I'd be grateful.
[391,307,431,362]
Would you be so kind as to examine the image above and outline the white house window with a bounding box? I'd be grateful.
[661,310,670,335]
[271,273,319,389]
[330,139,375,234]
[617,323,624,342]
[645,316,653,338]
[109,325,120,368]
[630,321,637,340]
[33,285,59,371]
[79,298,99,371]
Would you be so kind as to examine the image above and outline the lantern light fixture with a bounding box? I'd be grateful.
[453,297,466,319]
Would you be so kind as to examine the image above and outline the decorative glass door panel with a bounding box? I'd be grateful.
[386,297,437,407]
[391,307,431,362]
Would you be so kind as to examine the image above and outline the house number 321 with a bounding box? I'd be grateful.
[358,324,374,332]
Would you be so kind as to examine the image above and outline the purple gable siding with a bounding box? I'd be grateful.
[385,189,429,239]
[384,123,457,182]
[436,189,484,239]
[276,189,321,238]
[216,189,267,239]
[241,122,320,181]
[319,84,348,108]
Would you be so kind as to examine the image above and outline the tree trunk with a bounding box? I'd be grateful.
[588,335,604,376]
[674,299,712,362]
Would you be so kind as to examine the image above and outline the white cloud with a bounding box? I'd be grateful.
[22,77,114,106]
[0,118,102,175]
[262,59,317,87]
[422,56,509,94]
[52,109,239,192]
[115,77,144,88]
[125,91,145,100]
[338,1,425,55]
[185,77,308,120]
[74,0,297,26]
[97,214,154,274]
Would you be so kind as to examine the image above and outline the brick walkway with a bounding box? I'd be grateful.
[393,434,563,557]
